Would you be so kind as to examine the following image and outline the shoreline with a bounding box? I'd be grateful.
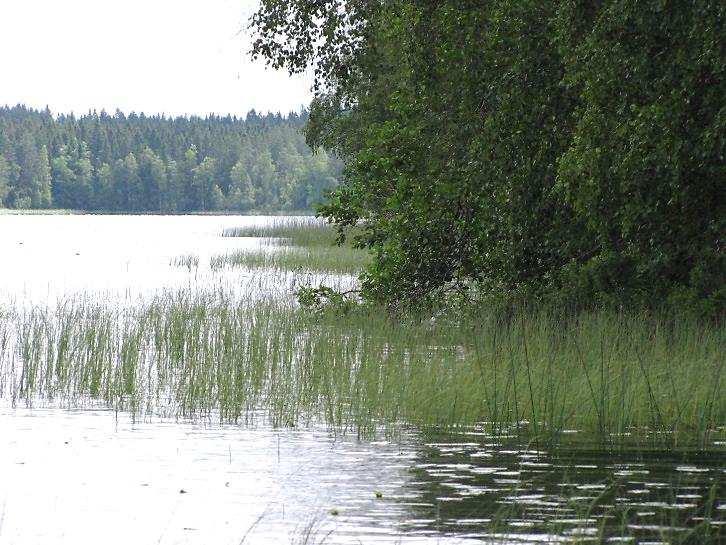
[0,209,315,216]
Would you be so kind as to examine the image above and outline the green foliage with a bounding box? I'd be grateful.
[296,285,359,314]
[252,1,726,312]
[553,0,726,310]
[12,135,52,208]
[0,106,342,213]
[0,155,11,207]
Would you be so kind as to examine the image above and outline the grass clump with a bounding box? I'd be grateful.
[222,218,341,247]
[170,254,199,270]
[216,217,369,274]
[210,247,369,275]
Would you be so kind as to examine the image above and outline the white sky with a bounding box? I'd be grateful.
[0,0,312,117]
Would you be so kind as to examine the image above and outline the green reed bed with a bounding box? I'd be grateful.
[210,246,369,275]
[170,254,199,270]
[1,294,723,446]
[216,218,369,274]
[222,217,341,247]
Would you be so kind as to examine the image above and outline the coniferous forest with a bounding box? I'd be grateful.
[0,105,341,213]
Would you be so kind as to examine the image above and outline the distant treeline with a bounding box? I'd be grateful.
[0,106,342,212]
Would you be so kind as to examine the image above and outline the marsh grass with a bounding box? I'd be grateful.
[210,247,368,275]
[1,294,723,446]
[170,254,199,270]
[222,218,340,247]
[217,218,369,274]
[2,218,722,544]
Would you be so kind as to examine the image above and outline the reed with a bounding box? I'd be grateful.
[170,254,199,270]
[1,294,722,447]
[216,217,369,274]
[210,246,368,275]
[222,217,340,247]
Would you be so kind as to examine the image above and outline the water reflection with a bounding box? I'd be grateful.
[401,429,725,543]
[0,407,429,544]
[0,414,723,544]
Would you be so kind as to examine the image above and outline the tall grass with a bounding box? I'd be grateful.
[1,294,723,446]
[222,218,341,247]
[216,218,369,274]
[170,254,199,270]
[210,247,368,275]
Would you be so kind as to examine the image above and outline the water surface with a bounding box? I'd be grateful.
[0,215,723,544]
[0,214,349,306]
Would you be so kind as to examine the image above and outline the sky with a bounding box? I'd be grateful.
[0,0,312,118]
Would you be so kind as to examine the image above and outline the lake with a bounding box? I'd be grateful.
[0,214,723,544]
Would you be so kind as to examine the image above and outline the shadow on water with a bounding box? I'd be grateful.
[396,428,725,543]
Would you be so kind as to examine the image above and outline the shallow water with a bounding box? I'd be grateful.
[0,214,351,306]
[1,407,722,544]
[0,406,429,544]
[405,430,725,543]
[0,215,723,544]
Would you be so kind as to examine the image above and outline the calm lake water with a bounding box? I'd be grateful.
[0,214,350,307]
[0,214,723,544]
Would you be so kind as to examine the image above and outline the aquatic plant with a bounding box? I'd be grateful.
[170,254,200,270]
[216,217,369,274]
[210,246,368,275]
[221,217,339,247]
[0,294,722,447]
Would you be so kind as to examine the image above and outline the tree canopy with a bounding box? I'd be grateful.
[251,0,725,313]
[0,106,341,213]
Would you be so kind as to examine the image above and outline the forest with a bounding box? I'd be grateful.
[252,0,725,314]
[0,105,341,213]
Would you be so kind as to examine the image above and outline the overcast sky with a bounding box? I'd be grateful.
[0,0,312,118]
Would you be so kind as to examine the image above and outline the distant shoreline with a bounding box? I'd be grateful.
[0,209,315,216]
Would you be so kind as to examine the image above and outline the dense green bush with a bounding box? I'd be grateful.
[252,0,724,313]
